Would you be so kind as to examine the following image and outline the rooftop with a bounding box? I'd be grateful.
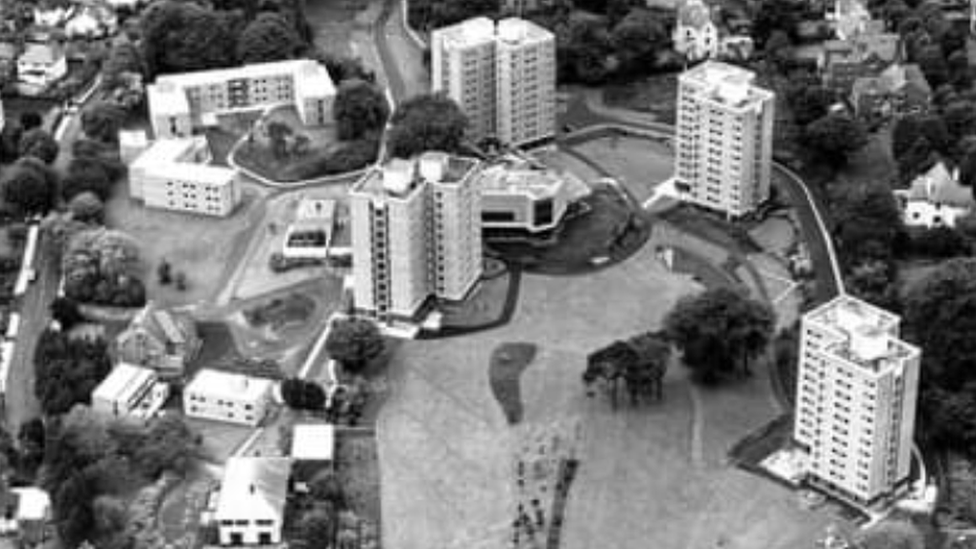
[354,152,480,199]
[496,17,554,46]
[185,369,275,401]
[130,137,237,187]
[92,363,156,403]
[11,488,49,522]
[477,162,568,200]
[18,42,63,65]
[290,423,335,461]
[904,161,974,207]
[806,294,918,370]
[215,457,290,520]
[680,60,773,110]
[434,17,497,49]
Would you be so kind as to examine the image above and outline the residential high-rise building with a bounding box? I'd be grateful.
[350,152,482,321]
[673,61,775,218]
[432,17,555,147]
[794,295,920,506]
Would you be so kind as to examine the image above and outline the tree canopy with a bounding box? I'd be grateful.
[34,330,113,416]
[333,79,389,141]
[325,317,384,374]
[386,93,467,159]
[62,228,146,307]
[802,113,868,169]
[81,102,127,143]
[1,156,58,215]
[664,288,775,383]
[237,12,305,64]
[140,0,244,76]
[18,128,60,164]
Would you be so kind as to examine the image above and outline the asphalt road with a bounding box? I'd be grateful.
[375,0,408,103]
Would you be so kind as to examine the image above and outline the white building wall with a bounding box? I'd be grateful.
[431,177,482,300]
[134,171,239,217]
[350,195,378,315]
[386,192,430,318]
[217,518,281,545]
[184,386,270,426]
[496,34,556,146]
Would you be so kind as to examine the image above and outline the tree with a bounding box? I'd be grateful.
[140,0,243,76]
[664,288,775,383]
[915,43,949,88]
[943,100,976,143]
[101,40,144,90]
[130,415,200,477]
[62,228,145,306]
[320,54,375,84]
[325,318,384,374]
[386,93,467,159]
[832,182,905,262]
[891,114,949,162]
[751,0,800,46]
[333,79,389,141]
[51,297,84,330]
[609,8,668,74]
[81,102,127,143]
[280,378,326,410]
[34,331,113,416]
[19,112,43,131]
[295,508,335,549]
[560,13,613,84]
[1,157,58,215]
[802,113,868,169]
[18,128,60,164]
[786,75,835,127]
[764,30,793,68]
[854,520,924,549]
[237,12,305,64]
[62,156,118,201]
[910,226,968,258]
[68,192,104,224]
[266,121,293,159]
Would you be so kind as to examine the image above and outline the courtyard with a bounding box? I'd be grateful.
[376,242,841,549]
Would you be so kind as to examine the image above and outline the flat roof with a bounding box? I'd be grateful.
[434,16,496,49]
[354,152,479,199]
[496,17,554,46]
[11,488,49,521]
[477,164,566,199]
[805,294,918,369]
[290,423,335,460]
[680,60,773,110]
[155,59,333,94]
[146,81,190,115]
[131,137,237,186]
[93,362,156,403]
[186,369,275,401]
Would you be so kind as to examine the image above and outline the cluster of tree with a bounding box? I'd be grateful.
[33,329,112,416]
[280,378,326,410]
[407,0,500,31]
[140,0,312,77]
[0,418,46,484]
[41,406,201,548]
[1,156,60,216]
[583,331,670,407]
[334,79,389,142]
[325,317,385,375]
[63,137,126,203]
[904,258,976,452]
[100,38,146,113]
[387,93,468,159]
[663,287,775,384]
[61,227,147,307]
[290,471,379,549]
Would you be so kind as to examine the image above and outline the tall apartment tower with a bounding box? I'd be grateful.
[794,295,921,506]
[431,17,555,147]
[674,61,775,218]
[350,152,482,321]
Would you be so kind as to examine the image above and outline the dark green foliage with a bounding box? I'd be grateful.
[801,113,868,169]
[237,12,305,64]
[62,228,146,307]
[81,102,127,143]
[140,0,244,76]
[280,378,326,410]
[751,0,801,46]
[101,39,144,90]
[68,192,105,224]
[19,112,43,131]
[910,226,968,258]
[320,54,375,84]
[33,330,112,416]
[608,8,669,74]
[407,0,501,31]
[831,182,906,262]
[18,128,60,164]
[333,79,389,141]
[50,297,84,330]
[387,93,467,159]
[664,288,774,384]
[1,157,58,215]
[786,74,835,127]
[325,318,384,374]
[62,155,124,201]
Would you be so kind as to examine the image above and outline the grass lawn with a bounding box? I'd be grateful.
[186,416,255,464]
[104,182,267,309]
[569,134,674,203]
[436,260,515,332]
[335,430,382,527]
[488,342,537,425]
[158,465,218,545]
[659,204,763,255]
[603,73,678,125]
[487,184,650,274]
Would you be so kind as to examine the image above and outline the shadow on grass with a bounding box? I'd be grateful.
[488,342,538,425]
[419,260,523,339]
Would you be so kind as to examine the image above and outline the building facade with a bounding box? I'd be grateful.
[183,369,275,426]
[147,59,334,139]
[820,33,900,94]
[91,363,169,420]
[895,161,974,228]
[351,152,483,321]
[115,302,201,379]
[794,295,920,505]
[214,458,289,546]
[16,42,66,94]
[673,61,775,218]
[432,17,555,147]
[129,137,240,217]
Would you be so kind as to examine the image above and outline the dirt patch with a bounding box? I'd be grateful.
[489,342,538,425]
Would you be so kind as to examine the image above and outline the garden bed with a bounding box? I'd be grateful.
[334,430,382,533]
[488,342,537,425]
[243,293,317,330]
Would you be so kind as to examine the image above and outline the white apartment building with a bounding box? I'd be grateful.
[432,17,555,147]
[183,369,275,426]
[674,61,775,218]
[129,137,240,217]
[91,363,169,420]
[147,59,335,139]
[794,295,921,506]
[351,152,483,321]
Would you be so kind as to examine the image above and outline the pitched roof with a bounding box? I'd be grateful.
[677,0,712,29]
[906,161,975,207]
[215,458,290,521]
[124,301,194,347]
[18,42,64,65]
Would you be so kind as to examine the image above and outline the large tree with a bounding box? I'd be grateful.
[34,330,113,416]
[831,182,905,262]
[62,155,122,201]
[802,113,868,169]
[325,318,384,374]
[18,128,60,164]
[386,93,467,159]
[81,102,127,144]
[140,0,243,76]
[62,228,145,306]
[236,12,305,64]
[101,39,144,90]
[280,378,327,410]
[333,79,389,141]
[664,288,775,383]
[609,8,668,73]
[2,157,58,215]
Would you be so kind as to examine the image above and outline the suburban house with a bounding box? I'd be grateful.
[820,32,900,94]
[829,0,875,40]
[91,363,170,420]
[290,423,335,492]
[32,4,74,27]
[16,42,67,95]
[895,161,975,228]
[282,197,337,260]
[672,0,719,61]
[851,63,931,121]
[0,487,52,547]
[65,5,118,38]
[214,457,290,546]
[183,369,275,426]
[115,302,201,379]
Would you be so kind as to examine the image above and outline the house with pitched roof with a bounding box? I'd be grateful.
[214,457,290,545]
[851,63,931,121]
[673,0,719,61]
[16,42,66,95]
[115,302,201,378]
[895,161,975,228]
[820,32,900,94]
[830,0,874,40]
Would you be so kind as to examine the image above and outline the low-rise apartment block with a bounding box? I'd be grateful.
[91,363,169,420]
[351,152,483,321]
[794,295,920,506]
[183,369,275,426]
[147,59,335,139]
[432,17,555,147]
[673,61,775,218]
[129,136,240,217]
[820,32,900,94]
